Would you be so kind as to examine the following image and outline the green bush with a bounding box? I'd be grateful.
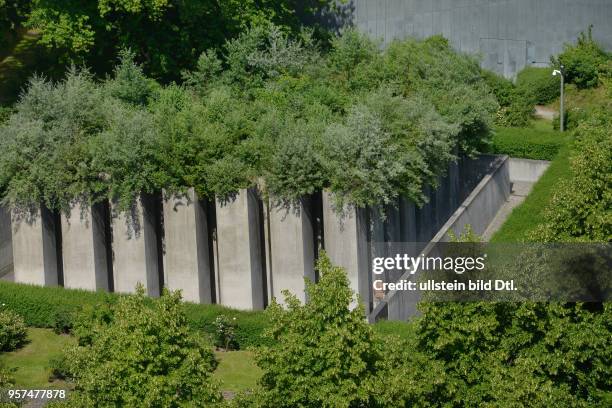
[516,67,560,105]
[0,309,27,352]
[532,110,612,241]
[483,69,535,127]
[237,253,441,408]
[491,124,569,160]
[48,354,72,382]
[61,287,221,406]
[482,69,515,107]
[1,27,496,214]
[495,91,534,127]
[0,281,270,349]
[552,26,610,89]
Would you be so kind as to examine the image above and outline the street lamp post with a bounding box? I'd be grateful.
[552,65,565,132]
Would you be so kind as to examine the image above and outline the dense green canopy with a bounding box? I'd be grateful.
[0,26,497,213]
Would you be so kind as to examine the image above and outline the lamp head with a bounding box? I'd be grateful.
[552,69,561,76]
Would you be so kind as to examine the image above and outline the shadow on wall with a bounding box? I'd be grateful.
[296,0,356,33]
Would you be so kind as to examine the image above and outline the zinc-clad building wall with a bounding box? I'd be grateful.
[349,0,612,78]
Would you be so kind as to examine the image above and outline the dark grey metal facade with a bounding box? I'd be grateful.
[349,0,612,78]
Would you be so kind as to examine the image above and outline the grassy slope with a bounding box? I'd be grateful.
[0,328,74,389]
[490,137,572,243]
[213,351,261,392]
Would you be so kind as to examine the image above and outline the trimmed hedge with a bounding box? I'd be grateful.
[491,124,570,160]
[0,281,270,349]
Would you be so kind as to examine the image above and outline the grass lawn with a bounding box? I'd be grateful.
[490,142,572,243]
[213,350,261,392]
[0,328,74,389]
[0,327,262,393]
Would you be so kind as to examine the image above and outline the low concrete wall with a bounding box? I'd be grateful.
[163,189,213,303]
[215,189,265,310]
[440,155,511,238]
[0,207,13,277]
[372,155,511,321]
[112,195,162,296]
[322,192,371,311]
[508,158,551,183]
[11,207,60,286]
[61,202,111,291]
[268,198,316,304]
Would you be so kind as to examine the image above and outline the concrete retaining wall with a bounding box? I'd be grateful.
[322,192,371,311]
[61,202,111,291]
[509,158,550,183]
[11,207,60,286]
[0,207,12,277]
[348,0,612,78]
[163,189,213,303]
[112,195,162,296]
[215,189,265,310]
[268,198,316,304]
[372,155,511,321]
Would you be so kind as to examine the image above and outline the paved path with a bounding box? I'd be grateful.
[482,181,534,241]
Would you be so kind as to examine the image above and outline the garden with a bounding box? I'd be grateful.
[0,2,611,407]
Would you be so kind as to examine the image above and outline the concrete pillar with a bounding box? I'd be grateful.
[0,206,13,278]
[111,195,162,296]
[399,197,417,243]
[11,207,60,286]
[61,202,111,291]
[215,188,265,310]
[163,189,213,303]
[321,192,371,312]
[268,198,315,304]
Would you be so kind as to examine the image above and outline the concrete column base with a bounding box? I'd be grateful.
[61,202,111,291]
[268,198,315,305]
[321,192,371,312]
[112,195,162,296]
[0,206,13,278]
[163,188,213,303]
[215,188,265,310]
[11,207,60,286]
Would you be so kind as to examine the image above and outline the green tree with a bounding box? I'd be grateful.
[25,0,336,81]
[245,253,383,407]
[552,26,610,89]
[62,287,221,407]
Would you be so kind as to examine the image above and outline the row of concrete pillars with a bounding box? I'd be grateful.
[0,156,496,313]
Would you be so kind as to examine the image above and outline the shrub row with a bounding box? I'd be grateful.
[0,281,270,349]
[0,27,497,214]
[490,125,570,160]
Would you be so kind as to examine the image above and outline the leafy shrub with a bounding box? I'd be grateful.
[416,301,612,406]
[52,310,74,335]
[0,281,270,349]
[0,309,27,352]
[483,70,534,127]
[495,91,534,127]
[482,69,515,107]
[243,253,384,407]
[48,354,72,382]
[213,315,238,351]
[552,26,610,89]
[552,106,591,131]
[516,67,560,105]
[61,287,221,406]
[1,26,497,215]
[531,110,612,241]
[0,361,18,408]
